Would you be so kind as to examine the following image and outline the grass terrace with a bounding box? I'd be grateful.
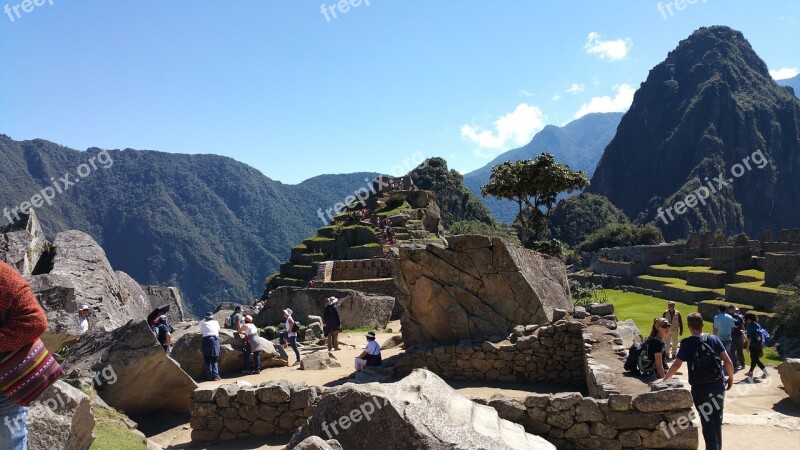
[602,289,781,366]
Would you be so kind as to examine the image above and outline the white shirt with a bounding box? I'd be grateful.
[365,340,380,355]
[79,316,89,334]
[286,317,297,337]
[242,323,258,337]
[200,319,220,337]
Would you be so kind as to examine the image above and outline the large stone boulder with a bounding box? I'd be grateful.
[287,369,555,450]
[63,319,198,415]
[778,359,800,405]
[28,381,95,450]
[300,351,342,370]
[24,231,155,351]
[170,325,288,379]
[0,210,48,275]
[390,235,573,346]
[255,287,394,330]
[143,285,189,323]
[289,436,343,450]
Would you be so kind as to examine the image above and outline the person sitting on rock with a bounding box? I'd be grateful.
[238,315,261,375]
[200,311,221,381]
[323,297,341,351]
[155,316,172,355]
[228,306,243,331]
[354,331,382,373]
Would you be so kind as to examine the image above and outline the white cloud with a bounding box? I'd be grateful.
[552,94,561,101]
[769,67,799,80]
[519,89,536,97]
[584,32,632,61]
[574,84,636,119]
[461,103,545,157]
[566,83,585,94]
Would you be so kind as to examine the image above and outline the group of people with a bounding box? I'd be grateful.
[375,218,396,245]
[630,300,771,450]
[348,208,370,223]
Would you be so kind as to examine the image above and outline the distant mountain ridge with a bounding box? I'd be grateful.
[588,26,800,240]
[777,73,800,98]
[463,112,623,223]
[0,135,380,313]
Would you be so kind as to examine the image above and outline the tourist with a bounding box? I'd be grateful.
[399,178,405,191]
[306,279,314,289]
[0,260,49,450]
[283,308,301,364]
[155,316,172,355]
[644,317,671,379]
[663,312,734,450]
[238,315,261,375]
[661,301,683,359]
[78,304,92,335]
[712,305,735,361]
[200,312,221,381]
[228,306,243,330]
[744,313,768,379]
[323,297,341,351]
[354,331,382,373]
[730,306,746,370]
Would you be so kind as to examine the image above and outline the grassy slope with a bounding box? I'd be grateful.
[602,289,780,366]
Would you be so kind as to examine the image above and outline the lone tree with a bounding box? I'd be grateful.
[481,153,589,246]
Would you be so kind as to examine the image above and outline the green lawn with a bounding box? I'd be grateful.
[736,269,765,280]
[601,289,781,366]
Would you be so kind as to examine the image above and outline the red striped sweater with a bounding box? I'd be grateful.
[0,261,47,352]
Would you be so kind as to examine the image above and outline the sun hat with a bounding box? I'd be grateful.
[204,311,214,320]
[364,331,376,339]
[79,304,90,311]
[244,315,253,323]
[330,297,339,304]
[283,308,293,315]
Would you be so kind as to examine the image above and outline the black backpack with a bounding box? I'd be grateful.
[292,320,301,333]
[689,334,723,385]
[624,340,650,375]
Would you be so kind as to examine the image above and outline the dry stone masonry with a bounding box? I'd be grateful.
[395,321,587,386]
[190,380,321,441]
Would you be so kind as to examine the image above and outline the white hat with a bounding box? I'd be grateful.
[79,304,90,311]
[283,308,293,316]
[331,297,339,304]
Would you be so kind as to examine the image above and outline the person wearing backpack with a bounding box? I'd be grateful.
[663,312,734,450]
[744,313,768,379]
[228,306,243,331]
[283,308,301,365]
[154,316,172,355]
[238,315,261,375]
[730,306,746,371]
[662,301,684,360]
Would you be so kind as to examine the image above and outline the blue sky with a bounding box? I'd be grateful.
[1,1,798,184]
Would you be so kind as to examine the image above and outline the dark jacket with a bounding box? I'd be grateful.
[323,304,341,331]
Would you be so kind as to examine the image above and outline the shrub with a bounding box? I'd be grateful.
[549,193,630,246]
[384,193,406,211]
[528,239,566,259]
[577,223,664,253]
[448,220,520,245]
[774,279,800,338]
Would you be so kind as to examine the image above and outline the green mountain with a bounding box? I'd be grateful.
[588,26,800,240]
[0,135,379,313]
[777,73,800,98]
[409,157,495,226]
[463,112,623,223]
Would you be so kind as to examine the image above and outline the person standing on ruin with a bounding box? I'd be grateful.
[0,260,49,450]
[283,309,301,365]
[712,304,735,361]
[77,304,92,335]
[200,312,221,381]
[662,301,683,359]
[663,312,734,450]
[238,315,261,375]
[323,297,341,351]
[729,306,746,371]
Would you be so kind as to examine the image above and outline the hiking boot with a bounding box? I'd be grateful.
[762,369,769,378]
[213,376,221,381]
[745,371,754,379]
[252,370,261,375]
[242,370,252,375]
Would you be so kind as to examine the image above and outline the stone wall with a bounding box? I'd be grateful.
[394,321,587,386]
[190,381,320,441]
[724,284,780,311]
[595,244,682,266]
[330,258,391,281]
[480,389,697,450]
[313,279,402,320]
[256,287,394,329]
[710,246,754,272]
[764,252,800,287]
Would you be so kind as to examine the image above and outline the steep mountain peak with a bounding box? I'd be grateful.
[589,26,800,240]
